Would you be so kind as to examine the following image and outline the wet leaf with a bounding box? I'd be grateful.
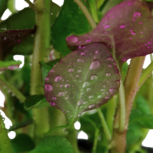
[0,0,8,18]
[44,43,120,121]
[30,136,74,153]
[51,0,90,56]
[66,0,153,62]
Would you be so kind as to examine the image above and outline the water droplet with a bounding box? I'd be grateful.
[98,95,102,98]
[65,96,69,100]
[78,70,81,73]
[78,100,83,105]
[105,97,109,99]
[45,84,52,92]
[106,57,113,61]
[45,78,49,81]
[59,92,65,96]
[89,95,93,99]
[66,35,78,43]
[76,75,79,77]
[116,80,120,85]
[52,97,57,100]
[86,88,91,91]
[68,68,74,72]
[77,59,82,62]
[81,52,85,56]
[89,104,94,108]
[133,12,141,18]
[60,84,63,87]
[86,39,91,43]
[106,73,111,77]
[109,88,114,94]
[120,25,126,28]
[65,84,70,88]
[104,25,110,29]
[83,81,90,88]
[83,101,87,104]
[50,69,54,72]
[89,60,101,70]
[101,89,104,91]
[108,64,112,68]
[55,76,62,82]
[49,102,55,106]
[95,50,99,54]
[90,75,97,80]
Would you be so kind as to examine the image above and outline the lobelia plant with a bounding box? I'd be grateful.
[1,0,153,153]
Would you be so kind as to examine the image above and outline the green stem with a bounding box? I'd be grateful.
[138,61,153,88]
[0,76,26,102]
[24,0,35,10]
[97,108,111,141]
[97,0,106,9]
[30,0,51,142]
[92,128,100,153]
[8,0,16,13]
[0,113,14,153]
[88,0,99,23]
[106,95,117,135]
[74,0,97,29]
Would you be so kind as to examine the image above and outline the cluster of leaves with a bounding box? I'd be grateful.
[1,0,153,153]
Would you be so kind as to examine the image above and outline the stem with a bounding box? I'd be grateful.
[74,0,97,29]
[88,0,99,23]
[106,95,117,135]
[30,0,51,142]
[24,0,35,10]
[110,57,145,153]
[92,128,100,153]
[8,0,16,13]
[97,108,111,141]
[138,61,153,88]
[0,76,26,102]
[0,113,14,153]
[97,0,106,9]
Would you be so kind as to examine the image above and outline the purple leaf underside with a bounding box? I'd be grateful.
[66,0,153,62]
[44,43,120,120]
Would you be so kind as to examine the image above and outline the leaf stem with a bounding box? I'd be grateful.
[88,0,99,23]
[24,0,35,10]
[92,128,100,153]
[74,0,97,29]
[0,75,26,102]
[97,108,111,141]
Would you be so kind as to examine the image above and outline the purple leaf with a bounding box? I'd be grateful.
[44,43,120,120]
[66,0,153,62]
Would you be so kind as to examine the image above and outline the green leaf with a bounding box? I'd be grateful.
[0,8,35,30]
[0,0,8,18]
[0,60,21,71]
[11,134,35,152]
[44,43,120,121]
[40,59,61,86]
[51,0,90,56]
[24,95,50,110]
[30,136,74,153]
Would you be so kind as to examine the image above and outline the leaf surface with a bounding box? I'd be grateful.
[0,0,8,18]
[66,0,153,62]
[44,43,120,120]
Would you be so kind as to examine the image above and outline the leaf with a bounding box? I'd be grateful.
[40,59,61,86]
[66,0,153,62]
[0,8,35,30]
[44,43,120,121]
[0,28,35,58]
[0,0,8,18]
[30,136,74,153]
[24,95,50,110]
[51,0,90,56]
[11,134,35,152]
[0,60,21,71]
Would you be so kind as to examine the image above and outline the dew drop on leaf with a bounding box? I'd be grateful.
[89,60,101,70]
[45,78,49,81]
[120,25,126,28]
[106,73,111,77]
[77,59,82,62]
[95,50,99,54]
[78,70,82,73]
[52,97,57,100]
[81,52,85,56]
[68,68,74,72]
[89,104,94,108]
[90,75,97,80]
[49,102,55,106]
[45,84,52,92]
[58,92,65,96]
[65,84,70,88]
[133,12,141,18]
[89,95,93,99]
[86,88,91,91]
[108,64,112,68]
[66,35,78,43]
[55,76,62,82]
[83,81,90,88]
